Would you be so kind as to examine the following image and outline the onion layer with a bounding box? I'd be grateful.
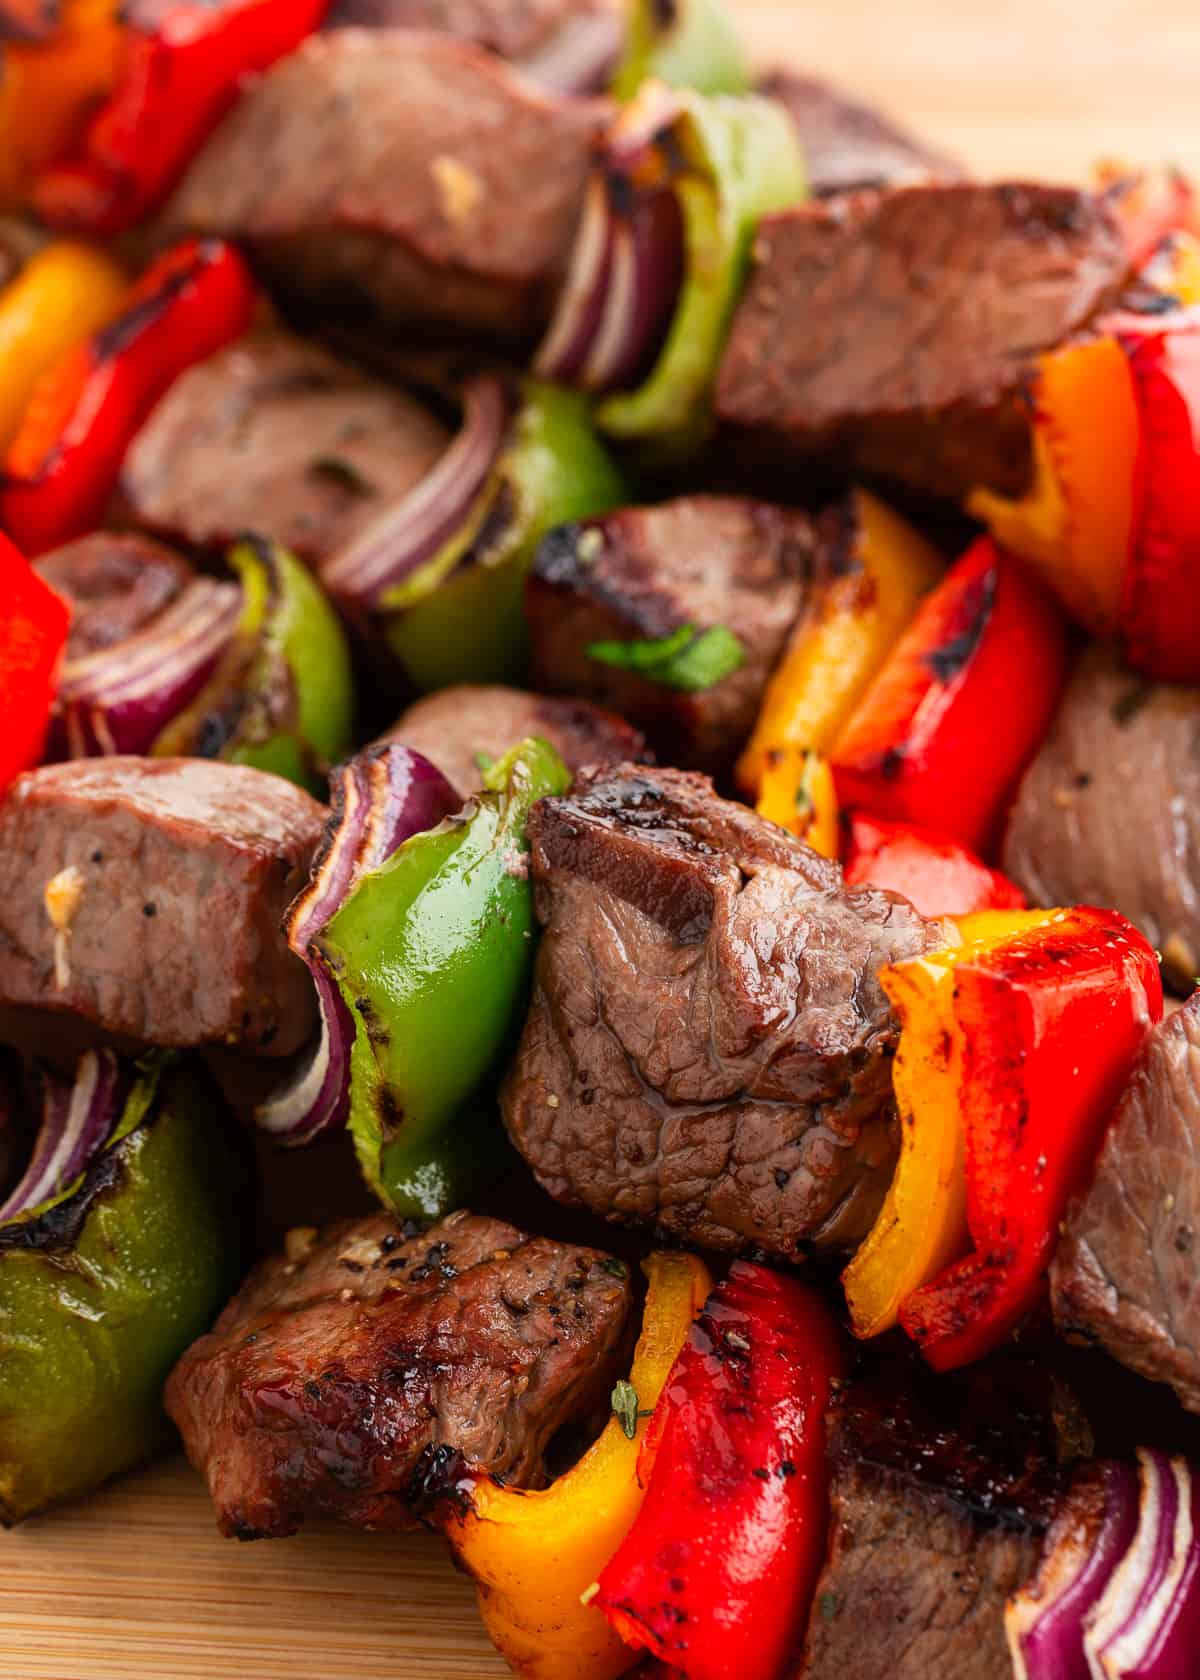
[0,1050,129,1223]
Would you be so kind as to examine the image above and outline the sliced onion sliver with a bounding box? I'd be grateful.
[321,376,511,611]
[0,1050,128,1222]
[255,745,462,1145]
[517,7,625,93]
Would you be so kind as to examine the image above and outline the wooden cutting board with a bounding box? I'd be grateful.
[6,3,1200,1676]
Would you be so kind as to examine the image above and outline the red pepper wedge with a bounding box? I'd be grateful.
[842,811,1026,919]
[829,538,1071,855]
[898,907,1162,1373]
[0,533,70,789]
[33,0,330,234]
[595,1262,846,1680]
[1,238,256,554]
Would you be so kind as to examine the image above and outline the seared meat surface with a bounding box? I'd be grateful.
[527,497,814,775]
[502,764,945,1256]
[1002,644,1200,993]
[762,69,961,197]
[381,684,645,796]
[34,533,192,660]
[166,1210,634,1538]
[0,758,323,1056]
[1052,993,1200,1413]
[715,182,1130,502]
[163,31,609,342]
[119,328,451,567]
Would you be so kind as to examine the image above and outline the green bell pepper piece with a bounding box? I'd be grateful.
[383,382,627,691]
[0,1057,253,1524]
[612,0,749,100]
[597,92,806,452]
[318,737,570,1222]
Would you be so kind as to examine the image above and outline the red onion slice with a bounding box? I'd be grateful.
[535,173,617,383]
[255,744,462,1144]
[321,377,511,612]
[516,6,625,93]
[0,1050,128,1222]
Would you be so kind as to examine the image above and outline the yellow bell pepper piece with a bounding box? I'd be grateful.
[737,489,943,799]
[1149,230,1200,307]
[0,240,127,451]
[842,908,1060,1339]
[757,747,838,859]
[445,1250,713,1680]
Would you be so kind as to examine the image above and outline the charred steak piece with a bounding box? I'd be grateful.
[0,758,324,1056]
[163,31,609,343]
[166,1209,634,1538]
[1002,645,1200,994]
[380,684,646,796]
[33,532,193,660]
[527,497,815,776]
[1052,994,1200,1414]
[118,328,451,568]
[502,765,945,1256]
[715,182,1130,503]
[324,0,623,86]
[797,1351,1063,1680]
[760,69,961,198]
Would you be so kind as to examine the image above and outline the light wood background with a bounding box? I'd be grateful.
[5,3,1200,1676]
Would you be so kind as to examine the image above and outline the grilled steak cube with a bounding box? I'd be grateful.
[0,758,324,1056]
[34,533,193,660]
[761,69,962,198]
[715,182,1130,504]
[527,497,815,776]
[166,1210,635,1538]
[119,328,451,568]
[502,764,945,1256]
[163,31,610,343]
[380,684,646,796]
[1002,644,1200,994]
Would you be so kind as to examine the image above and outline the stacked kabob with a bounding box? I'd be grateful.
[3,2,1200,1676]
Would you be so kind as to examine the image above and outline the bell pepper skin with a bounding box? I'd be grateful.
[596,1263,846,1680]
[842,813,1026,918]
[0,533,70,791]
[34,0,330,235]
[1,238,256,555]
[757,746,838,858]
[446,1251,713,1680]
[611,0,748,100]
[318,737,570,1221]
[0,0,124,208]
[830,538,1071,854]
[897,908,1162,1372]
[0,1055,253,1523]
[1094,161,1199,269]
[738,490,943,798]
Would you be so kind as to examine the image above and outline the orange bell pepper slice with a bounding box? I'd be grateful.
[445,1250,713,1680]
[736,489,943,799]
[0,0,125,207]
[756,746,838,858]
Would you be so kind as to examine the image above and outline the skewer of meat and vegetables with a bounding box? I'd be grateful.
[2,0,1200,1675]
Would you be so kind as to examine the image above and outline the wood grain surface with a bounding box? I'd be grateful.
[4,3,1199,1676]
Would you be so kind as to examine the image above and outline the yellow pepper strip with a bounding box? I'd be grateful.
[757,747,838,859]
[967,336,1139,636]
[0,240,127,451]
[842,908,1062,1339]
[0,0,125,208]
[1146,230,1200,307]
[737,489,943,799]
[445,1250,713,1680]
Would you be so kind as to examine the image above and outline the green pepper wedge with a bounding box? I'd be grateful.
[612,0,749,100]
[318,737,570,1221]
[0,1056,253,1524]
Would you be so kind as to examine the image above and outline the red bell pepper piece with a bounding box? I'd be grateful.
[829,538,1072,855]
[0,533,70,789]
[842,811,1026,919]
[898,907,1162,1373]
[33,0,330,234]
[595,1262,846,1680]
[1,238,256,555]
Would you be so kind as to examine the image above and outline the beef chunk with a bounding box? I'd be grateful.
[1052,994,1200,1413]
[761,69,961,197]
[798,1351,1062,1680]
[502,764,945,1256]
[166,1209,634,1537]
[163,32,609,342]
[0,758,324,1056]
[33,532,192,660]
[1002,644,1200,994]
[715,183,1130,503]
[527,497,814,776]
[118,328,451,567]
[380,684,645,795]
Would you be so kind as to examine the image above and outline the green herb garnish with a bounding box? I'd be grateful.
[586,623,745,692]
[611,1378,640,1440]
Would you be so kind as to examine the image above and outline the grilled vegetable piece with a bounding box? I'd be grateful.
[0,0,125,208]
[0,534,70,794]
[34,531,191,660]
[842,814,1025,920]
[612,0,747,100]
